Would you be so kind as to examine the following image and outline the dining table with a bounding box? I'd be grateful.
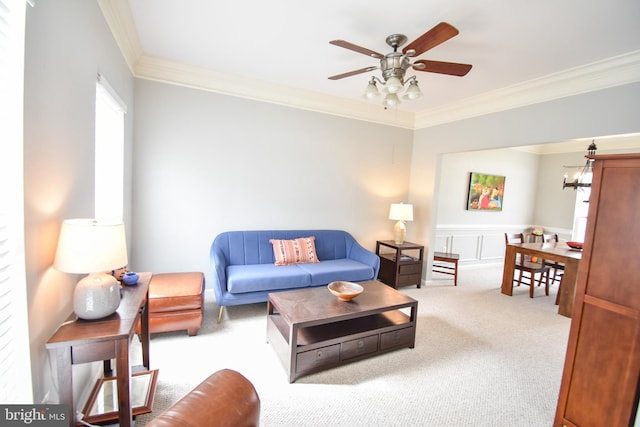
[501,241,582,317]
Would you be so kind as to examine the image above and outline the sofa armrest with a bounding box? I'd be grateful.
[347,239,380,279]
[209,243,228,306]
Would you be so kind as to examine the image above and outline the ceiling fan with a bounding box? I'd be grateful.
[329,22,472,105]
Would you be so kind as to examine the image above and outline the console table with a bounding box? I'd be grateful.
[46,272,151,427]
[376,240,424,288]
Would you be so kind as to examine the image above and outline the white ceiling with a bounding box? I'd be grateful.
[99,0,640,134]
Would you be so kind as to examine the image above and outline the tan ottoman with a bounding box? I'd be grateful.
[141,272,205,336]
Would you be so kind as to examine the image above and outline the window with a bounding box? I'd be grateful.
[95,74,126,221]
[0,0,34,403]
[571,188,590,242]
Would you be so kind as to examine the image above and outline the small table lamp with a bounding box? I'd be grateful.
[54,219,128,320]
[389,203,413,245]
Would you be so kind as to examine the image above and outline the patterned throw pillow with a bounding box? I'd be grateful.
[270,236,320,266]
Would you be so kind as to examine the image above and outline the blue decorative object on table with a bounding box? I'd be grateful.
[122,272,139,285]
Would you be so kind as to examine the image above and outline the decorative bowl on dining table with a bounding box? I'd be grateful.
[566,241,583,250]
[328,281,364,301]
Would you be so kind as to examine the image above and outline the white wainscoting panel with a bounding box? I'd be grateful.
[451,234,481,262]
[435,224,572,266]
[479,233,507,260]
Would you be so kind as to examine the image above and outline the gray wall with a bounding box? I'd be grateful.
[431,147,607,265]
[23,0,134,404]
[436,148,540,227]
[131,80,414,282]
[409,82,640,273]
[434,142,640,262]
[533,151,584,229]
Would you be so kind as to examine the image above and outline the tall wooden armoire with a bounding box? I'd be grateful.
[554,153,640,426]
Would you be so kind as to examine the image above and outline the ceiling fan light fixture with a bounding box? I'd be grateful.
[329,23,471,109]
[403,80,423,100]
[384,76,403,94]
[362,78,381,99]
[383,93,401,108]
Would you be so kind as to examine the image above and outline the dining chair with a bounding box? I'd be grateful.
[543,233,564,304]
[504,233,550,298]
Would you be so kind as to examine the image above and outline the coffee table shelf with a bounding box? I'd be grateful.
[267,280,418,382]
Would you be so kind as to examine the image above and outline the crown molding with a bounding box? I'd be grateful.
[514,133,640,155]
[414,50,640,129]
[99,1,415,127]
[99,2,640,131]
[134,55,416,129]
[97,0,142,73]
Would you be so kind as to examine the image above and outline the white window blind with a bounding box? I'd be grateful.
[0,0,34,403]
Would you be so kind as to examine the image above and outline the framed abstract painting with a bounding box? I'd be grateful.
[466,172,505,211]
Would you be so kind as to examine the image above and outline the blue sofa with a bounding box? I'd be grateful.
[210,230,380,322]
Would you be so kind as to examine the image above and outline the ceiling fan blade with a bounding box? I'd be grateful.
[328,66,378,80]
[403,22,459,57]
[330,40,384,59]
[412,60,472,76]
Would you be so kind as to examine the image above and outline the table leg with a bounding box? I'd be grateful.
[115,338,132,427]
[140,295,150,369]
[409,303,417,348]
[557,258,579,317]
[501,246,516,296]
[53,348,74,427]
[288,324,298,383]
[453,259,458,286]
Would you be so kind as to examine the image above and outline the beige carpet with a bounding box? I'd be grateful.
[133,263,570,426]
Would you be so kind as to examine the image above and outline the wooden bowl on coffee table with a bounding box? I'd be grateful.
[328,281,363,301]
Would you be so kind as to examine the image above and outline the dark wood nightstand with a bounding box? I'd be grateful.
[376,240,424,288]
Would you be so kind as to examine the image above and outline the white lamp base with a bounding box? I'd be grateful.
[393,220,407,245]
[73,272,121,320]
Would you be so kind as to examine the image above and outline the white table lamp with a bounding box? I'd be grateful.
[389,203,413,245]
[54,219,128,320]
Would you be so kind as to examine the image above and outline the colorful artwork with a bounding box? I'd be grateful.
[466,172,505,211]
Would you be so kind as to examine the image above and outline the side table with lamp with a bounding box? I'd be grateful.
[46,219,152,427]
[376,240,424,289]
[377,203,424,288]
[388,202,413,246]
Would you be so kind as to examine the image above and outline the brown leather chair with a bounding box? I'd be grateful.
[147,369,260,427]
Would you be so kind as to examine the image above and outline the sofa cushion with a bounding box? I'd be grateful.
[297,258,376,285]
[227,264,311,294]
[270,236,320,266]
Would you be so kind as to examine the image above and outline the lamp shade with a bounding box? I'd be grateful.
[389,203,414,222]
[362,80,381,99]
[54,219,128,273]
[403,81,423,100]
[385,76,403,94]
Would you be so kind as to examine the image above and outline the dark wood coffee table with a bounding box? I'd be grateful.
[267,280,418,382]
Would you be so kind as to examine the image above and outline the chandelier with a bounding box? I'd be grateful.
[562,142,597,190]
